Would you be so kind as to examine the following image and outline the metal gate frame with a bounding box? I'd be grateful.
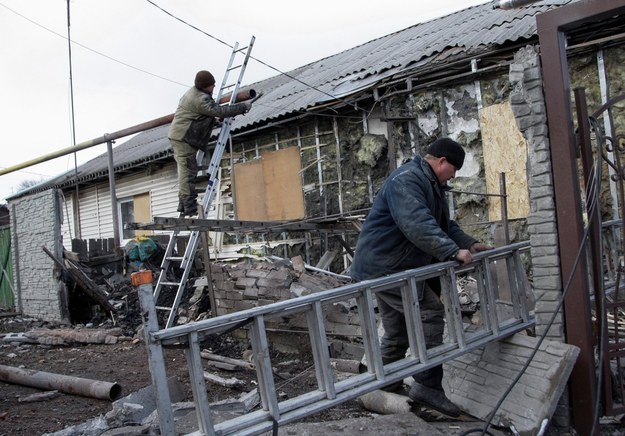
[575,88,625,418]
[537,1,625,432]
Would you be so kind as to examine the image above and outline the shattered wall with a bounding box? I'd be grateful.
[9,189,68,322]
[189,258,358,351]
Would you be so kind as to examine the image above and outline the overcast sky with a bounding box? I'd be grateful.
[0,0,490,202]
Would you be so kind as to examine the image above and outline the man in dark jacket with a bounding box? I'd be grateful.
[350,138,491,417]
[168,70,252,216]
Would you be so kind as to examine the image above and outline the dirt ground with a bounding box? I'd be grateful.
[3,317,623,436]
[0,317,372,436]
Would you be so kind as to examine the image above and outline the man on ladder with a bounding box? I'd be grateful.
[168,69,252,216]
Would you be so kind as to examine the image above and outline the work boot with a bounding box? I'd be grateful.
[181,197,198,216]
[408,382,461,417]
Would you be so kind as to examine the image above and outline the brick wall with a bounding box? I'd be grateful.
[207,259,361,349]
[9,189,68,322]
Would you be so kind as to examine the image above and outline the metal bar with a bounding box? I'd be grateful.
[135,278,175,435]
[499,172,510,245]
[441,267,465,349]
[474,260,492,333]
[250,316,280,419]
[306,301,336,398]
[106,140,120,248]
[357,287,384,379]
[305,303,326,392]
[186,331,214,435]
[403,277,428,364]
[512,251,531,323]
[483,259,500,336]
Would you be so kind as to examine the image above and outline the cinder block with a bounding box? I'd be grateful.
[235,277,257,289]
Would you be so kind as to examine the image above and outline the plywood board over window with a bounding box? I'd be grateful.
[234,146,305,221]
[133,193,152,237]
[480,102,529,221]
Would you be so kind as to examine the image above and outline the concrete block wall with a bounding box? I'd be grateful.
[9,189,67,322]
[509,45,572,429]
[509,45,564,341]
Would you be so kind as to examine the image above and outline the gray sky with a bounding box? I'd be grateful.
[0,0,489,202]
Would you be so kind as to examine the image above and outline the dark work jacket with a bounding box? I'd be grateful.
[168,86,248,149]
[350,155,476,282]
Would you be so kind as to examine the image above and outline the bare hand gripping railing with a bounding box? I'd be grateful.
[134,241,533,436]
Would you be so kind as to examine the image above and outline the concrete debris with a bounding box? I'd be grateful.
[18,390,60,403]
[444,333,580,436]
[203,370,246,389]
[24,327,124,346]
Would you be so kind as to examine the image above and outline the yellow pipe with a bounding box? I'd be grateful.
[0,114,174,177]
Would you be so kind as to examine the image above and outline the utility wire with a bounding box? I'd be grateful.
[0,1,187,88]
[145,0,364,114]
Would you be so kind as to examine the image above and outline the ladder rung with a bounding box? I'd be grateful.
[160,281,181,287]
[155,306,173,312]
[166,256,184,262]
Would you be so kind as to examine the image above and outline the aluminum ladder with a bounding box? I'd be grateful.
[153,37,255,328]
[135,241,535,435]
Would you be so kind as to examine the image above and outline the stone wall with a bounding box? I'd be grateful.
[9,189,68,322]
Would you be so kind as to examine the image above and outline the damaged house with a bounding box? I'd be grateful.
[3,0,625,433]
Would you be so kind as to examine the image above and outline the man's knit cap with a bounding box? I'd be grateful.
[426,138,465,170]
[195,70,215,89]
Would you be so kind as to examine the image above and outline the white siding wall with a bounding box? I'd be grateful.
[61,162,181,249]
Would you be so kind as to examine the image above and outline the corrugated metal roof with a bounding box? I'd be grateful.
[22,0,573,196]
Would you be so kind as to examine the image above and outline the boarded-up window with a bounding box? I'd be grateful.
[480,102,529,220]
[119,192,151,240]
[233,147,305,220]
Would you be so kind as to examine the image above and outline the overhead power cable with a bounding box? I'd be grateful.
[145,0,364,114]
[0,1,187,88]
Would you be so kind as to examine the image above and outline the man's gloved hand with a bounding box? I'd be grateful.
[241,102,252,113]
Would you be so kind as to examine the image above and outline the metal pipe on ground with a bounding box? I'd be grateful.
[0,364,122,401]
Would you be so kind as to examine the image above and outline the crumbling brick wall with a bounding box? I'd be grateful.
[205,259,361,349]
